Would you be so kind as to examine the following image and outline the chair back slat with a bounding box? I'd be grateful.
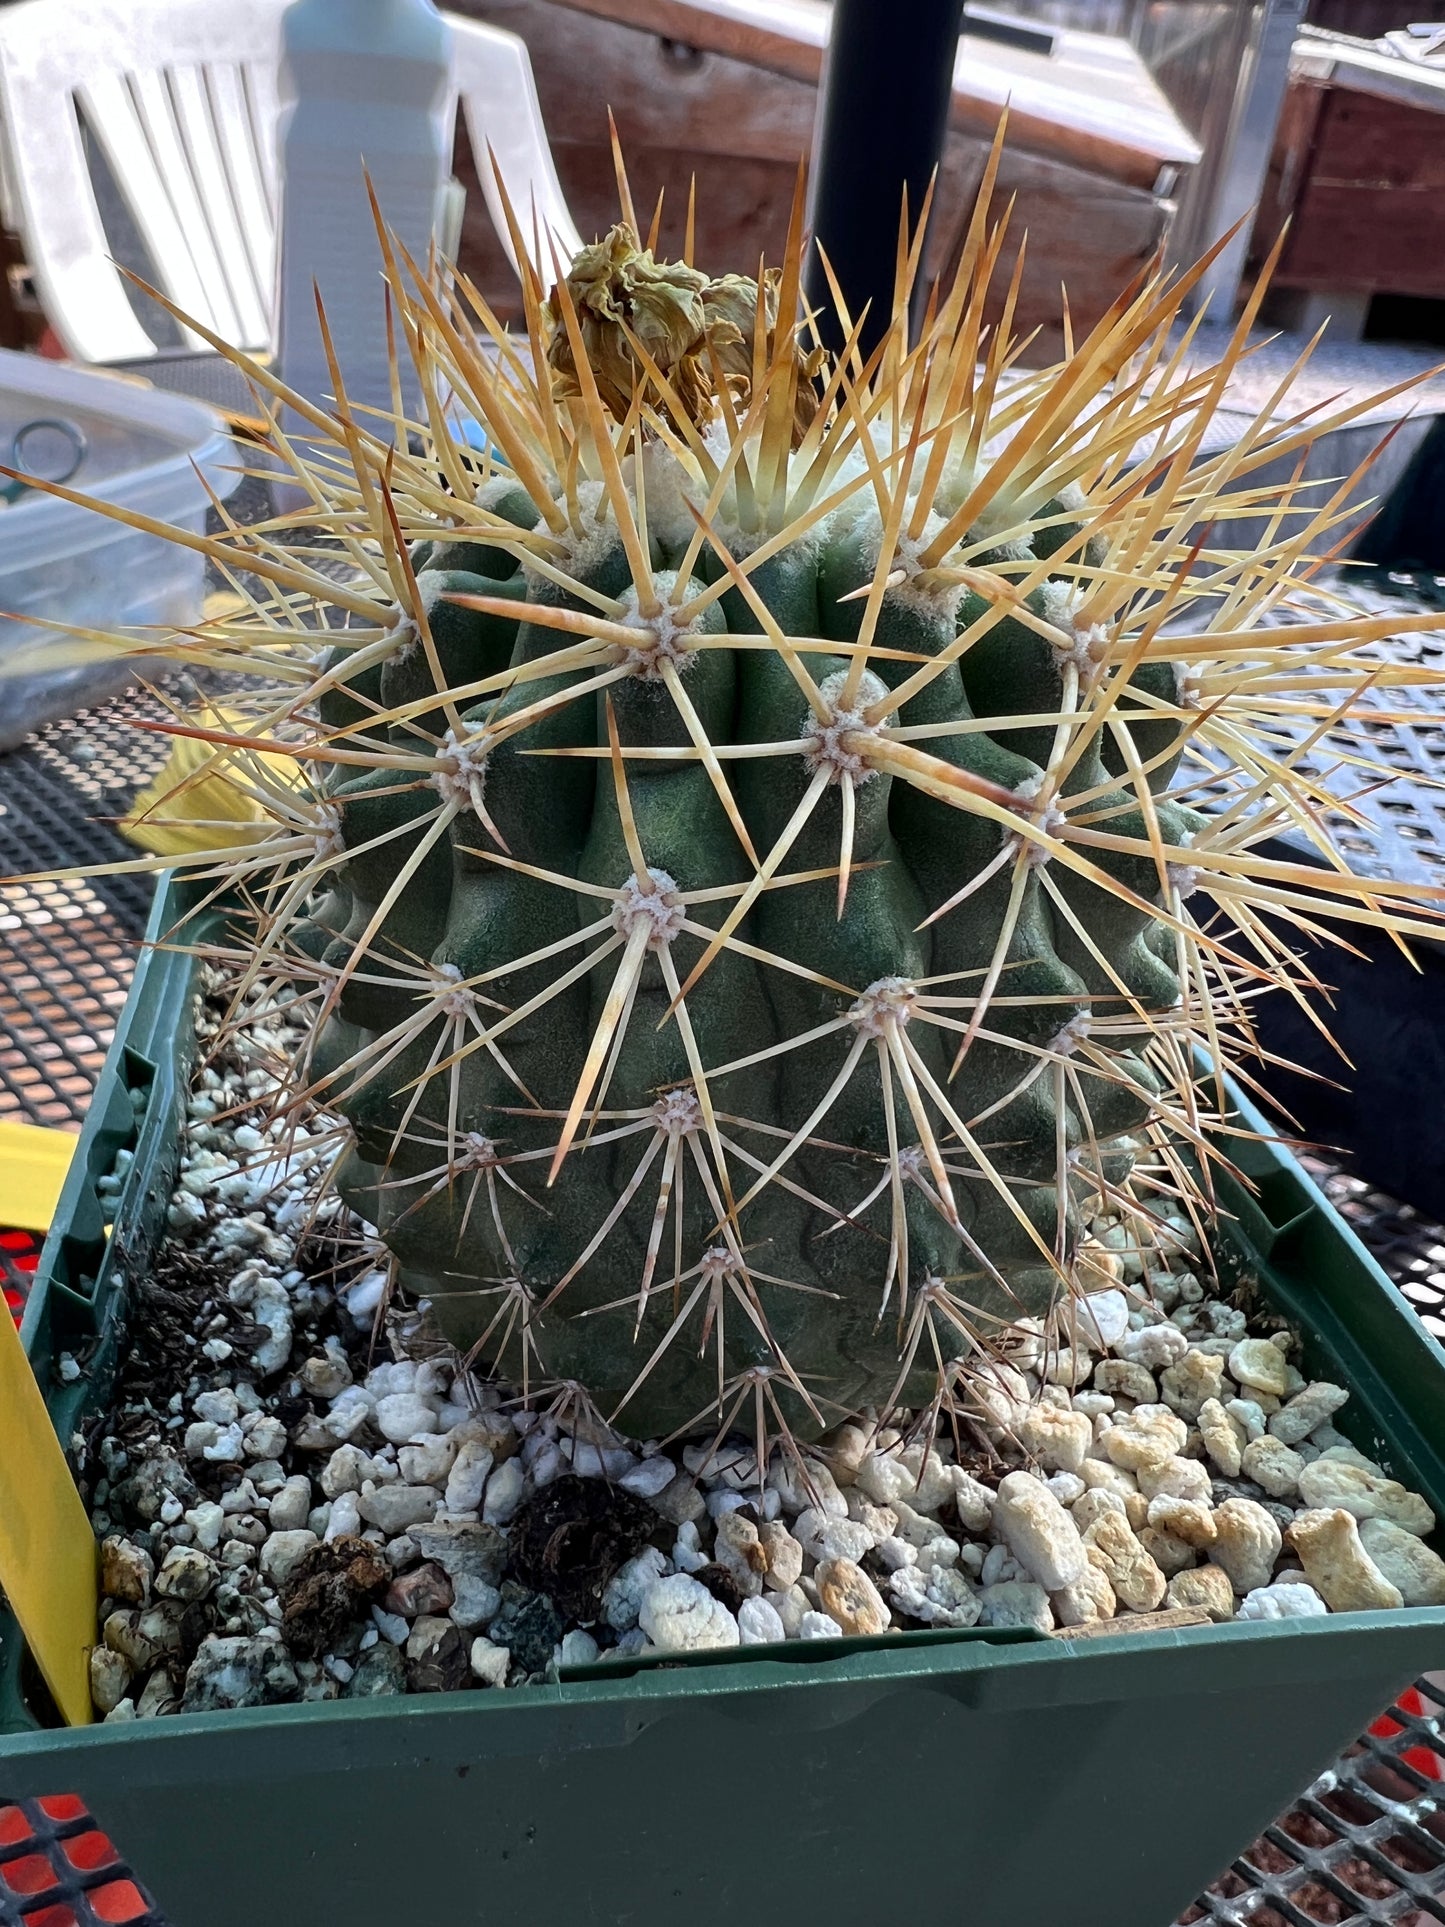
[0,1,576,366]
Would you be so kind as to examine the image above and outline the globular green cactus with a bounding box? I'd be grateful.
[87,176,1443,1443]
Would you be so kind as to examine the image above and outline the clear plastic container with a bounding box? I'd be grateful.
[0,350,240,749]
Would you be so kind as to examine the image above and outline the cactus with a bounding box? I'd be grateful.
[39,168,1443,1445]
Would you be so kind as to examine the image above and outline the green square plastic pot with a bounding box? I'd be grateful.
[2,878,1442,1927]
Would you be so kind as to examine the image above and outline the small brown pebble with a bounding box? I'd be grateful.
[384,1560,455,1619]
[404,1615,470,1693]
[815,1557,890,1636]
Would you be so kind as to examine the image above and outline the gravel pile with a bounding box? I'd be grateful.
[81,975,1445,1722]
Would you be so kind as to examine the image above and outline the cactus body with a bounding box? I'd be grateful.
[91,200,1443,1446]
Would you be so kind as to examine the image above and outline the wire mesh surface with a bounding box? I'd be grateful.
[0,690,172,1130]
[0,1797,162,1925]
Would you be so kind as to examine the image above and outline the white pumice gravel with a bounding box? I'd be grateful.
[79,975,1440,1724]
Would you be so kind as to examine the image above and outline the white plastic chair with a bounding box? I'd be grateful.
[0,0,582,367]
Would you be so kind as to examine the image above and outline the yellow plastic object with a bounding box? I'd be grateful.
[0,1302,97,1725]
[0,1118,77,1233]
[120,702,303,858]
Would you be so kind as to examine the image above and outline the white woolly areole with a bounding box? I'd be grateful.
[311,803,345,862]
[1168,831,1199,901]
[896,1144,928,1182]
[432,962,475,1020]
[653,1088,703,1136]
[854,508,969,620]
[613,868,686,947]
[1050,1013,1091,1058]
[525,478,617,587]
[460,1132,500,1167]
[380,603,419,662]
[849,975,918,1035]
[1009,773,1067,867]
[801,667,891,783]
[430,724,493,812]
[1036,580,1110,670]
[615,586,697,678]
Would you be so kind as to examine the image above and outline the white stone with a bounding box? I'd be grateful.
[618,1455,678,1500]
[268,1476,313,1534]
[399,1435,459,1487]
[1209,1498,1283,1595]
[737,1596,788,1645]
[450,1575,502,1630]
[1296,1459,1435,1537]
[991,1472,1087,1592]
[1269,1382,1349,1446]
[358,1484,440,1535]
[366,1362,419,1399]
[671,1520,708,1574]
[1357,1519,1445,1606]
[640,1575,740,1652]
[769,1456,849,1519]
[1114,1325,1188,1371]
[243,1415,288,1461]
[1077,1289,1130,1349]
[1018,1405,1093,1474]
[798,1611,844,1640]
[792,1506,874,1567]
[375,1393,443,1445]
[713,1512,767,1598]
[558,1629,599,1668]
[979,1581,1054,1632]
[1082,1512,1166,1611]
[1136,1456,1213,1507]
[199,1422,245,1464]
[1094,1360,1159,1405]
[950,1470,995,1534]
[1288,1508,1403,1611]
[855,1446,954,1515]
[259,1529,319,1588]
[1237,1582,1328,1620]
[1233,1402,1263,1449]
[771,1583,813,1637]
[602,1547,670,1631]
[470,1637,510,1687]
[187,1502,225,1552]
[1051,1565,1116,1627]
[325,1491,363,1541]
[1241,1436,1306,1499]
[371,1606,409,1645]
[1102,1405,1188,1473]
[1228,1339,1291,1398]
[194,1388,240,1426]
[482,1456,527,1526]
[1198,1398,1244,1478]
[1158,1350,1226,1422]
[888,1562,980,1628]
[444,1439,494,1513]
[154,1546,217,1602]
[323,1385,377,1443]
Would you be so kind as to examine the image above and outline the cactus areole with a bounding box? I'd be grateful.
[101,183,1442,1444]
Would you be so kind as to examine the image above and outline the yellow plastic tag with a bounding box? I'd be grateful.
[0,1118,77,1234]
[0,1306,97,1725]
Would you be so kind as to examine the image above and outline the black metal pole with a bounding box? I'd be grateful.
[804,0,968,361]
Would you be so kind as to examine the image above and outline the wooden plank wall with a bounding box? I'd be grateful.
[447,0,1176,361]
[1253,81,1445,298]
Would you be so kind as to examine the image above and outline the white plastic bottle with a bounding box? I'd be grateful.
[273,0,455,447]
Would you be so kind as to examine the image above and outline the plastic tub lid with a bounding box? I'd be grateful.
[0,350,241,572]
